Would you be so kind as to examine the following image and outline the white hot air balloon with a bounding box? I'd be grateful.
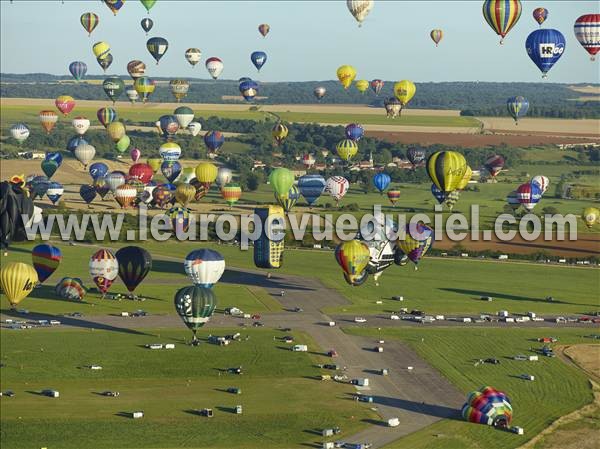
[126,88,139,103]
[174,107,194,129]
[205,57,224,79]
[531,175,550,194]
[74,143,96,168]
[159,142,181,161]
[10,123,30,144]
[188,121,202,136]
[314,86,326,100]
[326,176,350,206]
[346,0,374,26]
[216,167,233,188]
[185,48,202,66]
[105,172,126,193]
[72,116,90,135]
[184,249,225,287]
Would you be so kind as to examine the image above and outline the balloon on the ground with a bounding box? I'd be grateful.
[55,277,86,301]
[525,29,566,78]
[89,249,119,295]
[335,240,370,286]
[482,0,522,44]
[116,246,152,293]
[462,386,512,428]
[174,285,217,342]
[0,262,38,308]
[582,207,600,228]
[32,244,62,283]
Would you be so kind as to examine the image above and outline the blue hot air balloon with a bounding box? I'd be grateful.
[45,151,63,166]
[69,61,87,81]
[89,162,109,180]
[158,114,179,139]
[373,172,391,193]
[298,174,326,207]
[506,96,529,124]
[431,184,446,204]
[525,29,566,78]
[345,123,364,141]
[250,51,267,71]
[46,181,64,205]
[239,79,259,101]
[146,37,169,64]
[161,160,182,183]
[204,131,225,154]
[67,135,88,153]
[79,184,97,205]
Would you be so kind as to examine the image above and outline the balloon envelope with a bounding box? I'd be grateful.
[116,246,152,293]
[32,244,62,283]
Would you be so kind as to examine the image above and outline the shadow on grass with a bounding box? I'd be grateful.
[439,288,586,306]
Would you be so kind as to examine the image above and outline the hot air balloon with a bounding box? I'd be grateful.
[129,163,153,184]
[141,17,153,34]
[158,115,180,139]
[152,184,174,208]
[431,184,446,204]
[482,0,522,44]
[74,143,96,168]
[185,48,201,66]
[32,244,62,283]
[574,14,600,60]
[298,174,326,207]
[393,80,416,112]
[134,76,156,102]
[0,262,38,308]
[114,184,137,208]
[582,207,600,228]
[275,184,300,213]
[314,86,326,100]
[72,116,90,135]
[97,53,113,72]
[251,51,267,71]
[69,61,87,81]
[159,142,181,161]
[178,168,195,185]
[370,79,384,95]
[221,183,242,207]
[326,176,349,206]
[430,29,443,46]
[302,154,316,169]
[92,41,110,60]
[533,7,548,26]
[140,0,156,13]
[406,148,425,168]
[204,131,225,154]
[271,123,288,146]
[115,246,152,296]
[336,139,359,161]
[104,0,125,15]
[184,249,225,287]
[125,88,139,104]
[41,159,59,179]
[39,110,58,134]
[397,222,433,268]
[426,151,467,194]
[484,154,505,179]
[462,386,513,428]
[517,182,542,211]
[81,12,99,36]
[146,158,161,174]
[174,285,217,343]
[55,95,75,116]
[443,190,460,210]
[205,57,224,79]
[166,205,189,233]
[173,107,194,130]
[195,162,217,189]
[345,123,364,141]
[216,167,233,188]
[525,29,566,78]
[105,171,126,193]
[94,177,110,200]
[97,107,117,128]
[46,182,64,205]
[188,121,202,136]
[346,0,374,26]
[337,65,357,89]
[55,277,86,301]
[161,161,182,183]
[129,148,141,164]
[45,151,63,166]
[258,23,270,37]
[239,79,259,101]
[28,176,50,199]
[269,168,295,200]
[335,240,370,286]
[65,136,86,155]
[0,179,37,253]
[89,162,109,180]
[107,121,126,142]
[507,96,529,124]
[173,183,195,206]
[384,97,402,118]
[115,135,130,154]
[79,184,97,206]
[10,123,29,144]
[127,60,146,80]
[103,77,124,104]
[355,79,369,93]
[170,79,190,102]
[373,172,391,193]
[531,175,549,194]
[387,189,401,206]
[89,248,119,296]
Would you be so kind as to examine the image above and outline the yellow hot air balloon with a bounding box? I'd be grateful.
[0,262,38,308]
[426,151,468,194]
[393,80,416,114]
[582,207,600,229]
[336,139,359,161]
[194,162,218,189]
[336,65,357,90]
[335,240,370,284]
[106,121,126,142]
[175,183,196,206]
[147,158,161,173]
[92,41,111,60]
[272,122,288,146]
[456,165,472,190]
[355,79,369,93]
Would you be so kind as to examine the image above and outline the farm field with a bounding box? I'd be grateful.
[2,241,598,317]
[342,327,599,449]
[0,327,375,449]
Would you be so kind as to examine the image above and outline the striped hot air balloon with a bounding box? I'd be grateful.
[39,110,58,134]
[221,183,242,207]
[69,61,87,81]
[32,244,62,283]
[89,248,119,295]
[430,29,443,46]
[574,14,600,60]
[482,0,523,44]
[114,184,137,209]
[325,176,349,206]
[80,12,99,36]
[462,386,513,428]
[336,139,359,161]
[426,151,468,194]
[387,189,401,206]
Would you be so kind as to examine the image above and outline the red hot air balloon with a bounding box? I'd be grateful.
[128,163,153,184]
[55,96,76,116]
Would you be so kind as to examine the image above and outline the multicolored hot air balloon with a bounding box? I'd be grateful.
[205,57,224,79]
[387,189,401,206]
[221,183,242,207]
[158,115,180,140]
[46,181,64,205]
[373,172,391,193]
[146,37,169,64]
[185,48,201,66]
[80,13,99,36]
[114,184,137,209]
[275,184,300,213]
[430,29,443,46]
[55,95,75,116]
[251,51,267,71]
[533,7,548,26]
[174,106,194,129]
[39,110,58,134]
[204,131,225,154]
[507,190,521,210]
[346,0,374,26]
[384,97,402,118]
[174,285,217,343]
[397,222,433,268]
[574,14,600,60]
[116,246,152,295]
[484,154,505,179]
[161,161,182,183]
[104,0,125,15]
[335,240,370,286]
[93,41,110,60]
[32,244,62,283]
[0,262,38,308]
[531,175,549,194]
[258,23,270,37]
[127,60,146,80]
[97,107,117,128]
[336,139,359,161]
[159,142,181,161]
[370,79,384,95]
[69,61,87,81]
[462,386,513,428]
[239,79,259,101]
[298,174,326,207]
[431,184,446,204]
[97,53,113,72]
[89,248,119,296]
[426,151,468,194]
[170,79,190,102]
[326,176,349,206]
[55,277,86,301]
[337,65,357,89]
[506,96,529,125]
[152,184,174,208]
[184,249,225,287]
[482,0,522,44]
[134,76,156,103]
[525,29,566,78]
[517,182,542,211]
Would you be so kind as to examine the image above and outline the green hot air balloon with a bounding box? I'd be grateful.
[103,76,125,104]
[140,0,157,13]
[269,168,295,199]
[174,285,217,344]
[115,135,131,153]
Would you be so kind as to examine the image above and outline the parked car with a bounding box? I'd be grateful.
[484,358,500,365]
[252,321,264,327]
[354,317,367,323]
[101,391,120,397]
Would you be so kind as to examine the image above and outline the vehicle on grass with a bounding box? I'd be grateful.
[484,358,500,364]
[293,307,303,312]
[253,321,264,327]
[323,364,340,370]
[227,367,243,375]
[1,390,15,397]
[354,317,367,323]
[227,387,241,394]
[42,389,59,398]
[538,337,558,343]
[390,314,400,320]
[251,314,261,320]
[101,391,120,397]
[328,349,338,358]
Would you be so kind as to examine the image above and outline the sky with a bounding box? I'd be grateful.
[1,0,599,83]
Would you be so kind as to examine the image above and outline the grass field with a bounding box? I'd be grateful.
[342,327,598,449]
[0,327,376,449]
[2,241,598,317]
